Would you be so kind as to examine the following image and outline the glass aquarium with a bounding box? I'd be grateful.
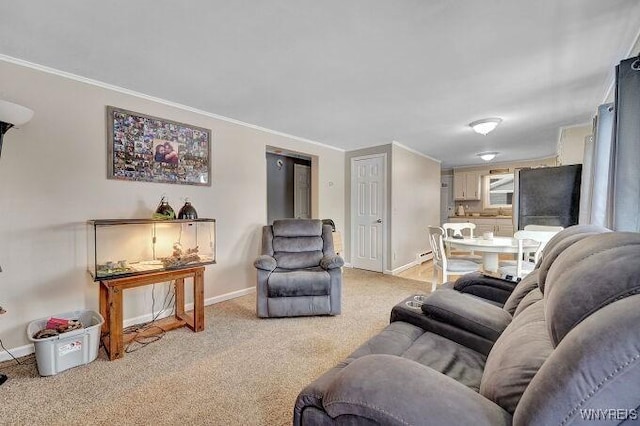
[87,219,216,281]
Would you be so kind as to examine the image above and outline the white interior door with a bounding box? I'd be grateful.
[294,164,311,219]
[351,155,385,272]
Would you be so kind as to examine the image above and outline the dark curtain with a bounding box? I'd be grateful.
[612,56,640,231]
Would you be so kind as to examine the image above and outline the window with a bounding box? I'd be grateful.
[484,173,514,208]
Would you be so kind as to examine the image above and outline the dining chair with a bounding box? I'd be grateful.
[428,226,480,292]
[498,229,558,278]
[522,225,563,261]
[441,222,482,263]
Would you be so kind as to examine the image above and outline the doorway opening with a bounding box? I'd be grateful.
[266,147,313,224]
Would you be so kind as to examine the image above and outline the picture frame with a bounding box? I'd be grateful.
[106,106,211,186]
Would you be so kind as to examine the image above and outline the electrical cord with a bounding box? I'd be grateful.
[0,337,22,365]
[122,281,176,353]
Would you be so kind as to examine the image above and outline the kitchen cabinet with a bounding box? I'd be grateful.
[447,217,514,237]
[453,171,481,200]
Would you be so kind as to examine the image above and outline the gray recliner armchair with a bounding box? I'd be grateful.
[255,219,343,318]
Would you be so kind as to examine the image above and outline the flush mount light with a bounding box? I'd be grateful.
[478,152,498,161]
[469,118,502,135]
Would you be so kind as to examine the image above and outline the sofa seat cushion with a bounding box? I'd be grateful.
[267,267,330,297]
[348,322,487,391]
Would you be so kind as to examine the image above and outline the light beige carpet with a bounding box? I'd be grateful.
[0,268,429,425]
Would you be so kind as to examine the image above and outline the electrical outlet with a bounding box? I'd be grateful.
[393,251,397,260]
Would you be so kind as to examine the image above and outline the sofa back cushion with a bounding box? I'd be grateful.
[512,288,543,318]
[270,219,325,269]
[537,225,610,293]
[513,295,640,425]
[544,232,640,346]
[272,219,323,237]
[480,300,554,414]
[502,270,539,316]
[512,232,640,423]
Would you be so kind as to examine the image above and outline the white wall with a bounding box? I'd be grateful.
[557,124,592,165]
[0,59,344,352]
[390,143,440,271]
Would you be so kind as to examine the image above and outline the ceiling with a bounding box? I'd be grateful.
[1,1,639,168]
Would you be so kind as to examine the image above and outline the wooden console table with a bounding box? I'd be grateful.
[99,266,205,360]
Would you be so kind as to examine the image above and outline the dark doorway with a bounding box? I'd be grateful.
[266,150,312,224]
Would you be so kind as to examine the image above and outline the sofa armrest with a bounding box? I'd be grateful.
[254,255,277,271]
[320,255,344,270]
[321,354,511,426]
[453,272,518,305]
[421,289,512,342]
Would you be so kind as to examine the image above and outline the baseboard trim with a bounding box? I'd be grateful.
[0,343,35,363]
[123,286,256,327]
[0,287,256,362]
[387,253,433,276]
[384,263,413,275]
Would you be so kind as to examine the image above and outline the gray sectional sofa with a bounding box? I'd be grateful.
[294,226,640,425]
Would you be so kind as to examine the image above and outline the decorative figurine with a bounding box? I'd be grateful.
[161,242,201,268]
[178,198,198,219]
[153,196,176,220]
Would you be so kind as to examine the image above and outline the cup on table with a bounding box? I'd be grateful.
[483,231,494,240]
[406,300,423,309]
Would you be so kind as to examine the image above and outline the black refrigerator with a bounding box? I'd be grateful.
[513,165,582,230]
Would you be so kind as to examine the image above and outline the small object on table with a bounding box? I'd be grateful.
[161,243,201,268]
[178,199,198,219]
[153,196,176,220]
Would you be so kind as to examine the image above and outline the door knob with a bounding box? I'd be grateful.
[376,219,383,223]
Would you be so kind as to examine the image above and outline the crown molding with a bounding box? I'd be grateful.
[391,140,441,163]
[0,54,344,153]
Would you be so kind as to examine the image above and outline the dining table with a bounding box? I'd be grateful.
[444,236,539,272]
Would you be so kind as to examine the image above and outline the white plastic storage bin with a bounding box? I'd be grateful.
[27,310,104,376]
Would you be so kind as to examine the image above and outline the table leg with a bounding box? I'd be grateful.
[99,282,109,337]
[174,278,185,320]
[108,286,124,360]
[483,252,500,273]
[193,269,204,332]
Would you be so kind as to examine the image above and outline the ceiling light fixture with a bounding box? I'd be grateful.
[478,152,498,161]
[469,118,502,135]
[0,100,34,160]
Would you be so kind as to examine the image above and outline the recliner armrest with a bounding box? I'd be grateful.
[453,272,518,305]
[319,354,511,426]
[254,255,277,271]
[421,289,512,342]
[320,255,344,270]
